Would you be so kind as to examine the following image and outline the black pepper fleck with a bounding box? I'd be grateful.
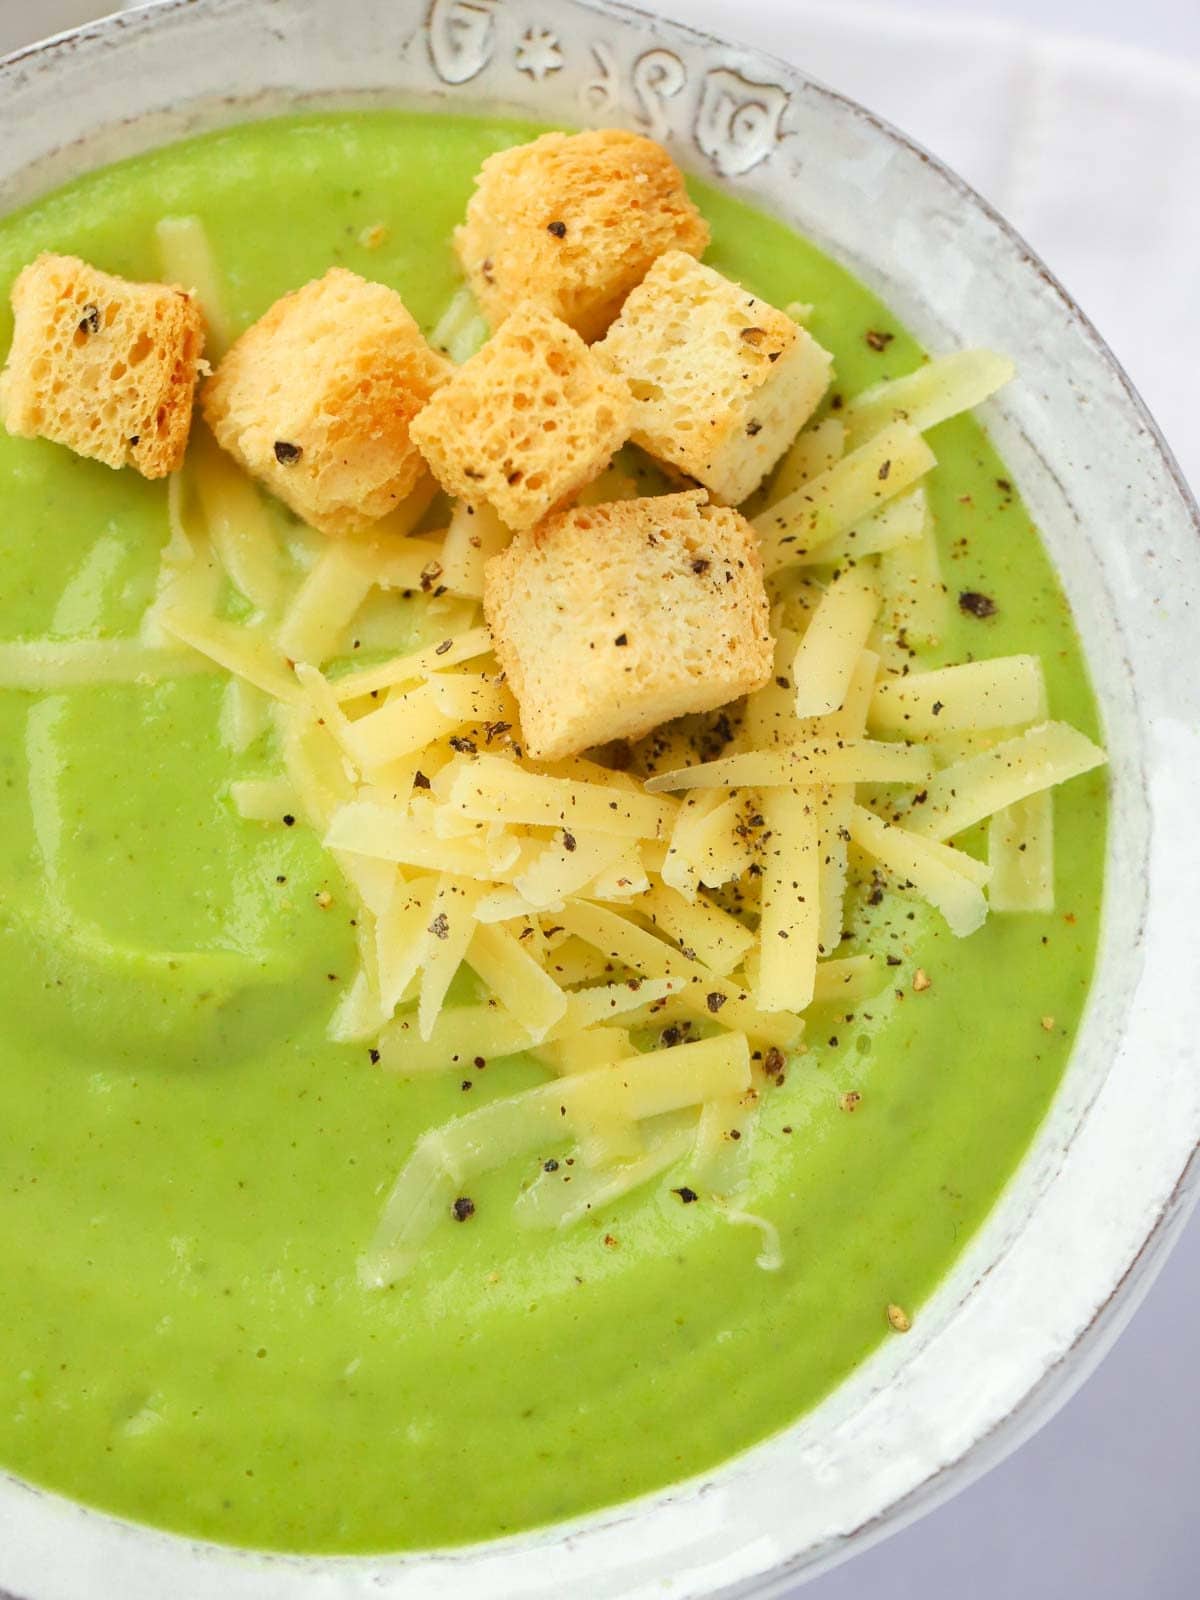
[958,590,998,618]
[274,440,302,465]
[451,1197,475,1222]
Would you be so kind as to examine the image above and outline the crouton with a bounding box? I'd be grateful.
[454,129,710,343]
[484,490,772,760]
[411,302,631,531]
[597,252,833,504]
[203,267,449,537]
[0,252,205,478]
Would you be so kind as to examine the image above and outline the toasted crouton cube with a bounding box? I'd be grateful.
[598,252,833,505]
[455,130,710,343]
[411,303,631,531]
[203,267,449,537]
[484,491,772,760]
[0,252,205,478]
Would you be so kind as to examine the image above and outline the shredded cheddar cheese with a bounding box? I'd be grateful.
[6,236,1106,1290]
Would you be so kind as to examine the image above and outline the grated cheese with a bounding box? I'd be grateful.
[904,721,1106,842]
[465,920,568,1042]
[753,421,937,575]
[54,267,1102,1281]
[444,755,679,840]
[987,791,1056,912]
[869,655,1047,740]
[842,348,1015,449]
[0,637,216,690]
[849,802,990,937]
[154,214,234,357]
[644,738,934,794]
[755,785,821,1012]
[792,564,880,719]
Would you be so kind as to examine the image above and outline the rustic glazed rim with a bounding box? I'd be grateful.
[0,1,1197,1596]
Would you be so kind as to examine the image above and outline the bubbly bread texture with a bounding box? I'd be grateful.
[484,490,773,760]
[411,302,631,531]
[598,252,833,505]
[0,252,205,478]
[203,267,449,537]
[454,129,710,343]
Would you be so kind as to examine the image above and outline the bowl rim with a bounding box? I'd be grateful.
[0,1,1198,1596]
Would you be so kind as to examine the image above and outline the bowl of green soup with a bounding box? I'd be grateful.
[0,0,1197,1595]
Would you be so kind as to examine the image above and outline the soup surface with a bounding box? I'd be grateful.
[0,112,1106,1552]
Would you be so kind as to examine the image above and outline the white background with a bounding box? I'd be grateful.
[1,1,1198,1596]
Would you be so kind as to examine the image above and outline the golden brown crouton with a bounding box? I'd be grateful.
[411,302,631,531]
[454,129,710,343]
[203,267,449,537]
[484,490,772,760]
[0,252,204,478]
[597,252,833,504]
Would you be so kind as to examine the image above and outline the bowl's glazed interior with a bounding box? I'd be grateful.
[0,2,1198,1597]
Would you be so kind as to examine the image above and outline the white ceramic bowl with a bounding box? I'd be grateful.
[1,2,1198,1596]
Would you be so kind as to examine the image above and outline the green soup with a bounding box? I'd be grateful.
[0,112,1106,1553]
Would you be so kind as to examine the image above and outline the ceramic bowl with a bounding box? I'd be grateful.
[1,2,1198,1596]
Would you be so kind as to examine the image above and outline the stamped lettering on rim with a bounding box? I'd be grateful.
[632,49,688,143]
[427,0,499,85]
[696,67,788,176]
[582,41,618,113]
[515,26,565,80]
